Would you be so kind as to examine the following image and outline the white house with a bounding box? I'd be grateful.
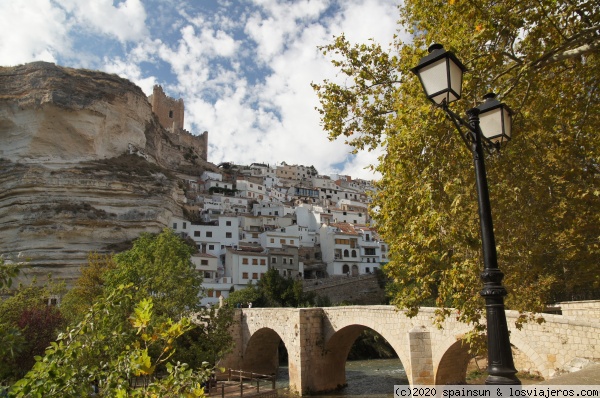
[172,215,240,275]
[224,247,269,290]
[253,202,294,217]
[236,179,267,201]
[319,222,383,277]
[324,207,368,225]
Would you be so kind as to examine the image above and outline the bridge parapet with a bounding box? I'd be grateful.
[558,300,600,319]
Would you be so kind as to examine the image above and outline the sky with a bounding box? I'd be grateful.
[0,0,405,180]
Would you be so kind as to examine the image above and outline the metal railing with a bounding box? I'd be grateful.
[207,369,277,397]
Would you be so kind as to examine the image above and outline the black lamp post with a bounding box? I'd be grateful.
[411,44,520,385]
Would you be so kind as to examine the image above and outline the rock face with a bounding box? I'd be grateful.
[0,62,151,163]
[0,62,207,285]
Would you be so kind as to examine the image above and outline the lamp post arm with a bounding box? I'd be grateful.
[440,103,474,150]
[440,103,500,153]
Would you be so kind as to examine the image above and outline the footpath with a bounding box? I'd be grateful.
[537,363,600,385]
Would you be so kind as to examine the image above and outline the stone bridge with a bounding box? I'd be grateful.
[219,304,600,395]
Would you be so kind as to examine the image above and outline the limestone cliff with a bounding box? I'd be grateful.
[0,62,212,285]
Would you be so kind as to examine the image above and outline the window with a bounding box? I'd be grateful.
[335,239,350,245]
[172,223,177,229]
[201,260,208,265]
[242,258,249,265]
[261,273,265,279]
[280,239,286,244]
[242,272,248,279]
[351,250,357,258]
[344,249,349,257]
[252,273,258,279]
[366,267,371,273]
[216,291,221,298]
[169,110,173,118]
[207,290,214,297]
[183,222,187,229]
[283,258,287,264]
[290,258,294,265]
[226,221,232,226]
[365,248,376,255]
[252,259,258,265]
[260,259,266,265]
[290,240,295,245]
[194,231,200,237]
[204,271,211,278]
[226,232,232,238]
[208,245,215,250]
[271,257,277,264]
[206,231,213,237]
[270,238,275,243]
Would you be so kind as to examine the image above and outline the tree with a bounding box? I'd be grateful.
[10,285,212,397]
[103,228,204,318]
[226,269,316,308]
[0,281,65,382]
[59,252,117,325]
[313,0,600,342]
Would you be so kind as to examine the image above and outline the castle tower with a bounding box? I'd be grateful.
[148,85,185,132]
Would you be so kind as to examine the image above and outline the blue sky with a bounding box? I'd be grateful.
[0,0,404,179]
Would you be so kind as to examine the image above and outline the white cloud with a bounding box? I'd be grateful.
[102,57,157,94]
[0,0,70,65]
[60,0,149,43]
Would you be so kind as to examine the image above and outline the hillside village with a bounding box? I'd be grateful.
[150,87,389,307]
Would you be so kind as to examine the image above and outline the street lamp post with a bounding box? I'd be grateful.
[411,44,520,385]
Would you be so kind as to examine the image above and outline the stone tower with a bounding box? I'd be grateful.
[148,85,185,132]
[147,85,209,162]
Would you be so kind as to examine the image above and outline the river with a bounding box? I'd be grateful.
[276,358,408,397]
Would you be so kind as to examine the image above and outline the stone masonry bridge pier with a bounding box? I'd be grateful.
[219,305,600,395]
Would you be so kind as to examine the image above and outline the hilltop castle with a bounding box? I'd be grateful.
[148,85,208,162]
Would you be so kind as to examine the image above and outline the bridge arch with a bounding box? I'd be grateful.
[434,326,547,384]
[315,324,408,392]
[242,327,284,375]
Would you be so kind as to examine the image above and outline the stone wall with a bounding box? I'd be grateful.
[149,85,185,131]
[303,274,386,305]
[559,300,600,319]
[148,85,208,162]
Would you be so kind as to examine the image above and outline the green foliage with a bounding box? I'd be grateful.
[60,252,116,325]
[225,282,262,308]
[0,281,65,383]
[175,305,235,366]
[226,268,317,308]
[104,229,204,318]
[10,285,211,397]
[313,0,600,349]
[0,258,20,289]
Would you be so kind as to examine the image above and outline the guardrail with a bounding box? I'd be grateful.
[208,369,277,397]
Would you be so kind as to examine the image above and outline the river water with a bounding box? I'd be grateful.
[276,358,408,397]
